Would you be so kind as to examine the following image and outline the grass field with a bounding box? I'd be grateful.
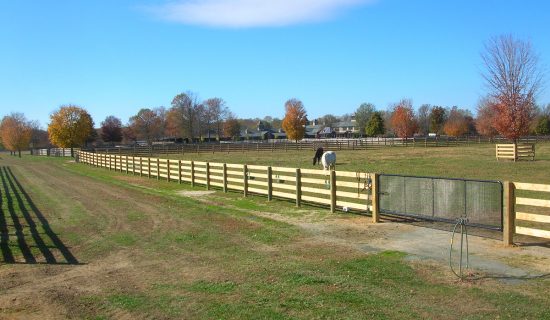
[160,143,550,184]
[1,147,550,319]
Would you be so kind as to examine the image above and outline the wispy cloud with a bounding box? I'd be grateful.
[146,0,375,28]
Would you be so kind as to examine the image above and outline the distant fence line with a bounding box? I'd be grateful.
[89,136,550,157]
[32,148,78,157]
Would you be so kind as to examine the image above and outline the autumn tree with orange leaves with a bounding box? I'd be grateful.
[390,99,418,138]
[475,97,498,138]
[481,35,542,143]
[443,107,469,137]
[48,105,94,157]
[0,113,33,157]
[282,98,307,142]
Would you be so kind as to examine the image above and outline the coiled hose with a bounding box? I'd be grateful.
[449,217,470,280]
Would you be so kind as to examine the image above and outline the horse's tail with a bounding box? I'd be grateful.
[313,157,317,165]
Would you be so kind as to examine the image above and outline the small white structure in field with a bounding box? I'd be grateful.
[320,151,336,171]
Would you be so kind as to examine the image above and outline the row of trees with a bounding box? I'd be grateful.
[99,92,234,144]
[1,35,546,153]
[0,106,94,157]
[350,35,547,141]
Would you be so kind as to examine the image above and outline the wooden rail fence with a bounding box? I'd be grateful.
[496,144,535,161]
[77,151,550,245]
[90,136,549,157]
[32,148,77,157]
[510,182,550,242]
[77,151,377,216]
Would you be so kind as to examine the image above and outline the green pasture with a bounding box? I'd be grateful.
[159,143,550,184]
[1,147,550,319]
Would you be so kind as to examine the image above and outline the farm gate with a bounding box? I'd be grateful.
[378,174,503,230]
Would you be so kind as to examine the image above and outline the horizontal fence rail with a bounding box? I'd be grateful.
[496,144,535,161]
[77,151,374,214]
[88,136,550,157]
[513,182,550,240]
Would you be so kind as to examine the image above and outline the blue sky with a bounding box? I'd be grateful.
[1,0,549,128]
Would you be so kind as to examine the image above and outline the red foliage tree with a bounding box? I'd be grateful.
[492,94,535,142]
[481,35,541,143]
[100,115,123,143]
[443,107,469,137]
[475,98,498,137]
[390,99,418,138]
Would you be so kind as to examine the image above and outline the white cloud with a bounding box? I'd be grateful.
[147,0,375,27]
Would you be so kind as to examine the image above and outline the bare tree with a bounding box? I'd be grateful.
[320,114,338,127]
[481,35,543,143]
[128,108,164,144]
[168,92,202,142]
[204,98,229,140]
[416,104,431,135]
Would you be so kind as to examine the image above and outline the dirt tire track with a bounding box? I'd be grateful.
[0,158,190,319]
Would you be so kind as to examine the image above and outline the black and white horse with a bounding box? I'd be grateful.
[313,147,336,171]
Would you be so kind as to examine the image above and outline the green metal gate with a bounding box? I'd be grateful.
[379,174,503,230]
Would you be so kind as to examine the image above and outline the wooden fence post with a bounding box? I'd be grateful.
[148,158,151,178]
[372,173,380,223]
[330,170,336,213]
[139,157,143,177]
[267,166,273,201]
[296,168,302,207]
[167,160,171,182]
[191,161,195,187]
[503,181,515,246]
[109,155,112,171]
[178,160,182,184]
[206,162,210,190]
[243,164,248,197]
[223,163,228,193]
[156,158,160,180]
[125,156,129,174]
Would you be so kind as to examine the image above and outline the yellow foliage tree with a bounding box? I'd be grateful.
[0,113,33,157]
[48,105,94,157]
[282,98,307,142]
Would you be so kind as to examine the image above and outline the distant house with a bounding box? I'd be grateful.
[333,119,359,137]
[317,126,336,138]
[238,121,286,140]
[305,124,324,138]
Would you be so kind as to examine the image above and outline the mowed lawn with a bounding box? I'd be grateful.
[165,143,550,184]
[0,149,549,319]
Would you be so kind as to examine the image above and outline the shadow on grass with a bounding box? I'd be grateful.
[0,166,79,265]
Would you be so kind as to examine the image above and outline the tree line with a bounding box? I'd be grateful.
[1,35,548,156]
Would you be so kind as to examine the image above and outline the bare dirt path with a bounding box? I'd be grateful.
[191,189,550,279]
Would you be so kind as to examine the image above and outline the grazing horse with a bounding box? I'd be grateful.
[313,147,324,165]
[320,151,336,171]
